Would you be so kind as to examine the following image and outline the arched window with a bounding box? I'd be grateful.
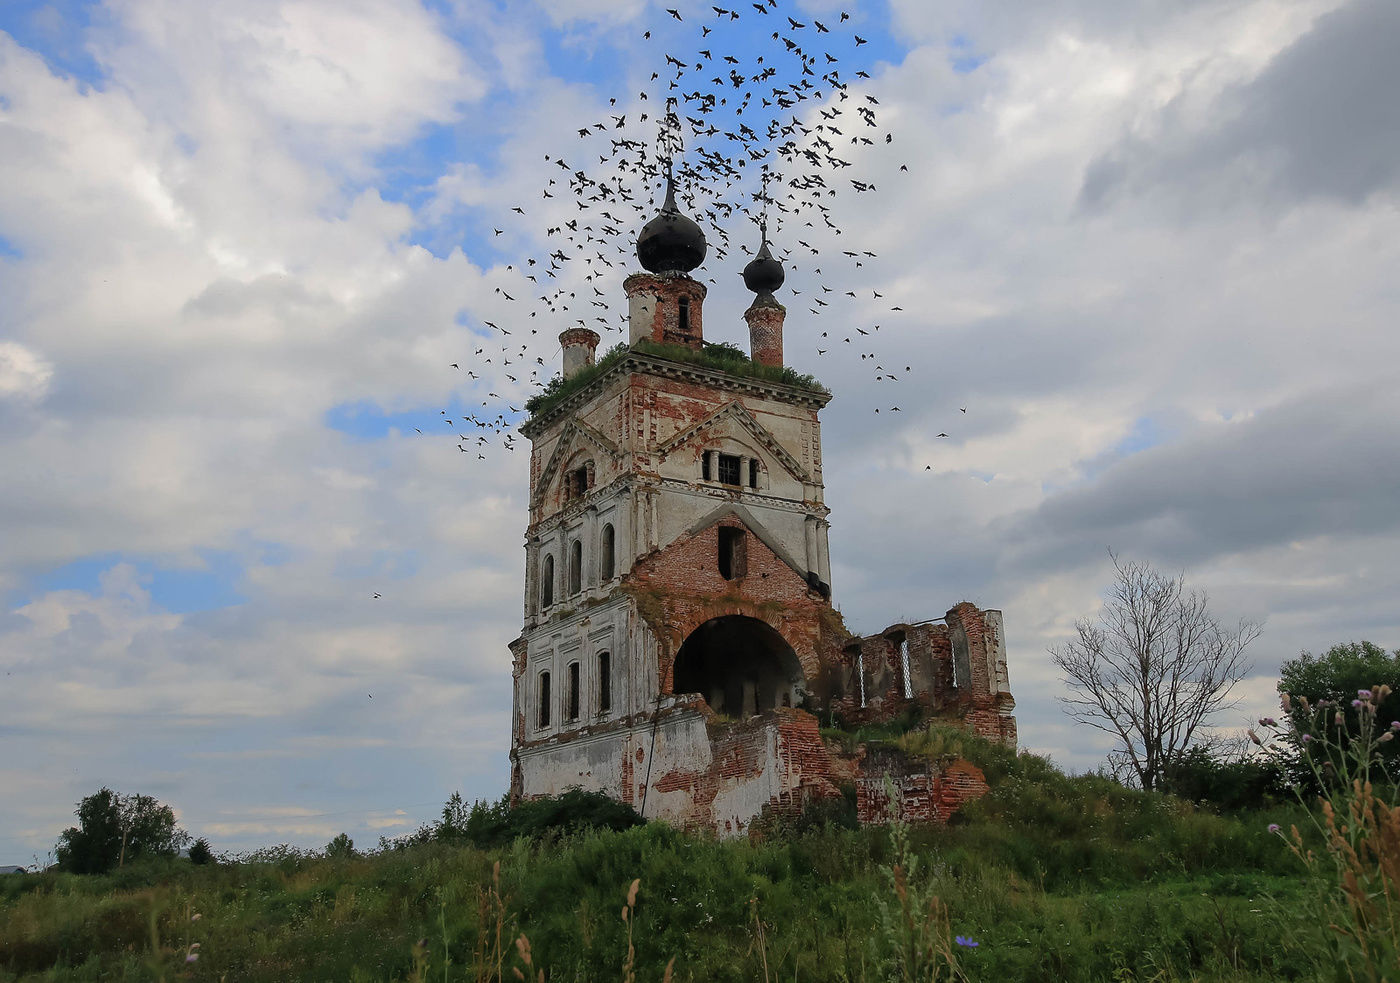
[569,540,583,594]
[678,295,690,332]
[537,670,551,729]
[541,555,554,609]
[567,661,581,721]
[597,651,612,713]
[600,524,616,581]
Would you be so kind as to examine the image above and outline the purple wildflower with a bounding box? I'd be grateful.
[1259,717,1278,727]
[1391,721,1399,732]
[1354,699,1364,709]
[1268,823,1281,834]
[186,954,199,964]
[955,936,979,948]
[1359,689,1373,700]
[1302,734,1313,743]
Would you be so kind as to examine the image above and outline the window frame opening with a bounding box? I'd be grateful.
[569,464,590,501]
[567,661,581,722]
[537,670,552,729]
[598,651,612,714]
[856,648,867,708]
[540,554,555,609]
[899,637,913,699]
[749,458,760,489]
[717,453,741,486]
[717,526,747,581]
[702,452,711,481]
[568,539,583,595]
[600,524,616,581]
[678,295,690,332]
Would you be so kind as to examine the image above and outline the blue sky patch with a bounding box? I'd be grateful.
[0,235,22,260]
[1,1,109,88]
[16,550,248,614]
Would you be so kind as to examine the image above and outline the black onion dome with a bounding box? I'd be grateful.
[742,235,784,295]
[637,177,706,274]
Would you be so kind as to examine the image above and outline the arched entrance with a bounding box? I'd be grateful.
[672,616,805,716]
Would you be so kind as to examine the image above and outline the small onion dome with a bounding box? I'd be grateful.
[637,174,707,274]
[742,234,784,295]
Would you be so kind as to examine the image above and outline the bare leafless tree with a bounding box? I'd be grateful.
[1051,554,1262,791]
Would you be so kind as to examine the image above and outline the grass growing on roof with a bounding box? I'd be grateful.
[524,340,826,419]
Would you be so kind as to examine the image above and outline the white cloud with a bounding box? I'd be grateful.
[2,0,1398,857]
[0,341,53,402]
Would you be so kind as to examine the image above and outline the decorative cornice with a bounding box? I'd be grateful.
[532,418,625,511]
[519,351,831,439]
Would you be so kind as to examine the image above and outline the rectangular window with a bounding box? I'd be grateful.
[567,662,581,721]
[718,527,747,580]
[718,454,741,485]
[900,639,913,699]
[702,452,711,481]
[538,671,552,729]
[598,651,612,713]
[857,651,867,708]
[749,458,759,488]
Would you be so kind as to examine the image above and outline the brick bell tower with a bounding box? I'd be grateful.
[509,171,1015,835]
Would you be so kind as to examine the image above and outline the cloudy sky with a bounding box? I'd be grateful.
[2,0,1396,861]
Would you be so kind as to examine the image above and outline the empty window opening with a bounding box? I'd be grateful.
[702,452,711,481]
[569,540,583,595]
[537,671,551,729]
[598,651,612,713]
[951,625,972,693]
[900,638,913,699]
[600,524,616,580]
[857,649,867,708]
[541,555,554,609]
[749,458,760,489]
[718,527,747,580]
[567,662,581,722]
[569,465,590,500]
[718,453,741,486]
[672,615,804,717]
[678,295,690,332]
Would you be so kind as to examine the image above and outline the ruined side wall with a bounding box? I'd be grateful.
[854,746,991,826]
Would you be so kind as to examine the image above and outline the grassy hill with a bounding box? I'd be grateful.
[0,735,1325,982]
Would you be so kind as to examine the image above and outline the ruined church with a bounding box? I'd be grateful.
[510,177,1016,835]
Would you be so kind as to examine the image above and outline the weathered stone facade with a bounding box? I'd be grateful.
[509,239,1016,836]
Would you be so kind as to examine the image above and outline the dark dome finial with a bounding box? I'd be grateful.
[742,221,785,296]
[637,160,707,275]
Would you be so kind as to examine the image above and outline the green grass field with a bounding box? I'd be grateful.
[0,741,1329,983]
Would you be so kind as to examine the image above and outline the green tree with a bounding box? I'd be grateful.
[324,832,356,858]
[55,788,188,874]
[1278,640,1400,770]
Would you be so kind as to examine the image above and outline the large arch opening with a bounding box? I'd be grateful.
[672,615,805,717]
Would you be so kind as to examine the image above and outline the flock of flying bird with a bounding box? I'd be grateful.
[426,0,968,463]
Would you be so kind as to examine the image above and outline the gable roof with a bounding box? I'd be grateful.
[658,400,812,484]
[532,418,624,510]
[683,502,826,595]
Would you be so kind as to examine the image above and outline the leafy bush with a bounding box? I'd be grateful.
[1161,744,1286,810]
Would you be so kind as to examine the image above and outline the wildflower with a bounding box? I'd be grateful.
[1353,699,1364,709]
[1381,733,1394,744]
[1268,823,1281,834]
[1259,717,1277,727]
[185,954,199,964]
[1247,729,1262,746]
[1302,734,1313,743]
[191,913,202,922]
[1359,689,1373,700]
[1391,721,1399,731]
[954,936,979,948]
[1281,693,1292,712]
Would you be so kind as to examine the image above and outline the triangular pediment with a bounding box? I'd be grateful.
[533,418,623,508]
[684,503,825,594]
[658,401,812,484]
